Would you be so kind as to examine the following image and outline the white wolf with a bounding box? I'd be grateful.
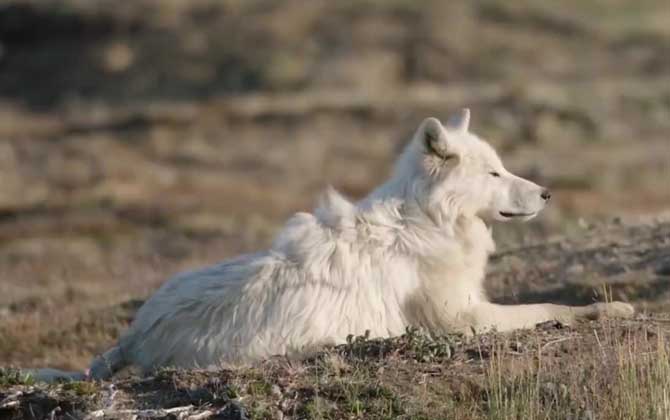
[30,109,634,381]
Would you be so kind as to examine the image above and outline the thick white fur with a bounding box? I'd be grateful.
[29,110,635,381]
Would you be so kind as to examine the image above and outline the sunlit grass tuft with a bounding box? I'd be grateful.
[483,326,670,420]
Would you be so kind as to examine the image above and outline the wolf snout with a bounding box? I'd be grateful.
[540,189,551,202]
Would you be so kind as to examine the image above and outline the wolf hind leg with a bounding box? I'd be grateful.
[88,345,127,380]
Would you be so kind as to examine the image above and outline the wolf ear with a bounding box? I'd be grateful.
[420,117,457,160]
[445,108,470,133]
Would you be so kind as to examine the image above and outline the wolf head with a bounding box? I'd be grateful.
[391,109,550,224]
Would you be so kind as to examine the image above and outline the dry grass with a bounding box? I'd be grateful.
[2,321,670,419]
[483,325,670,420]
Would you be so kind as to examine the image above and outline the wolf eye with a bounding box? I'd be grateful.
[489,171,501,177]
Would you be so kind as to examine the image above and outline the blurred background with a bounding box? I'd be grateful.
[0,0,668,370]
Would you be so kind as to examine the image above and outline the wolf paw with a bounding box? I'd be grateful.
[588,301,635,319]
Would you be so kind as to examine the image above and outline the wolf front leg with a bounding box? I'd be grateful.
[462,301,635,333]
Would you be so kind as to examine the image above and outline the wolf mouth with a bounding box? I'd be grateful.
[499,211,535,218]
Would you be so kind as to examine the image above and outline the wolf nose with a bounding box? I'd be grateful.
[541,189,551,201]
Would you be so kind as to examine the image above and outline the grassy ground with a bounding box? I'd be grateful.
[2,318,670,419]
[0,1,669,418]
[1,218,669,419]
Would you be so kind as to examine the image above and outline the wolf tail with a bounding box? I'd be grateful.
[21,368,87,382]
